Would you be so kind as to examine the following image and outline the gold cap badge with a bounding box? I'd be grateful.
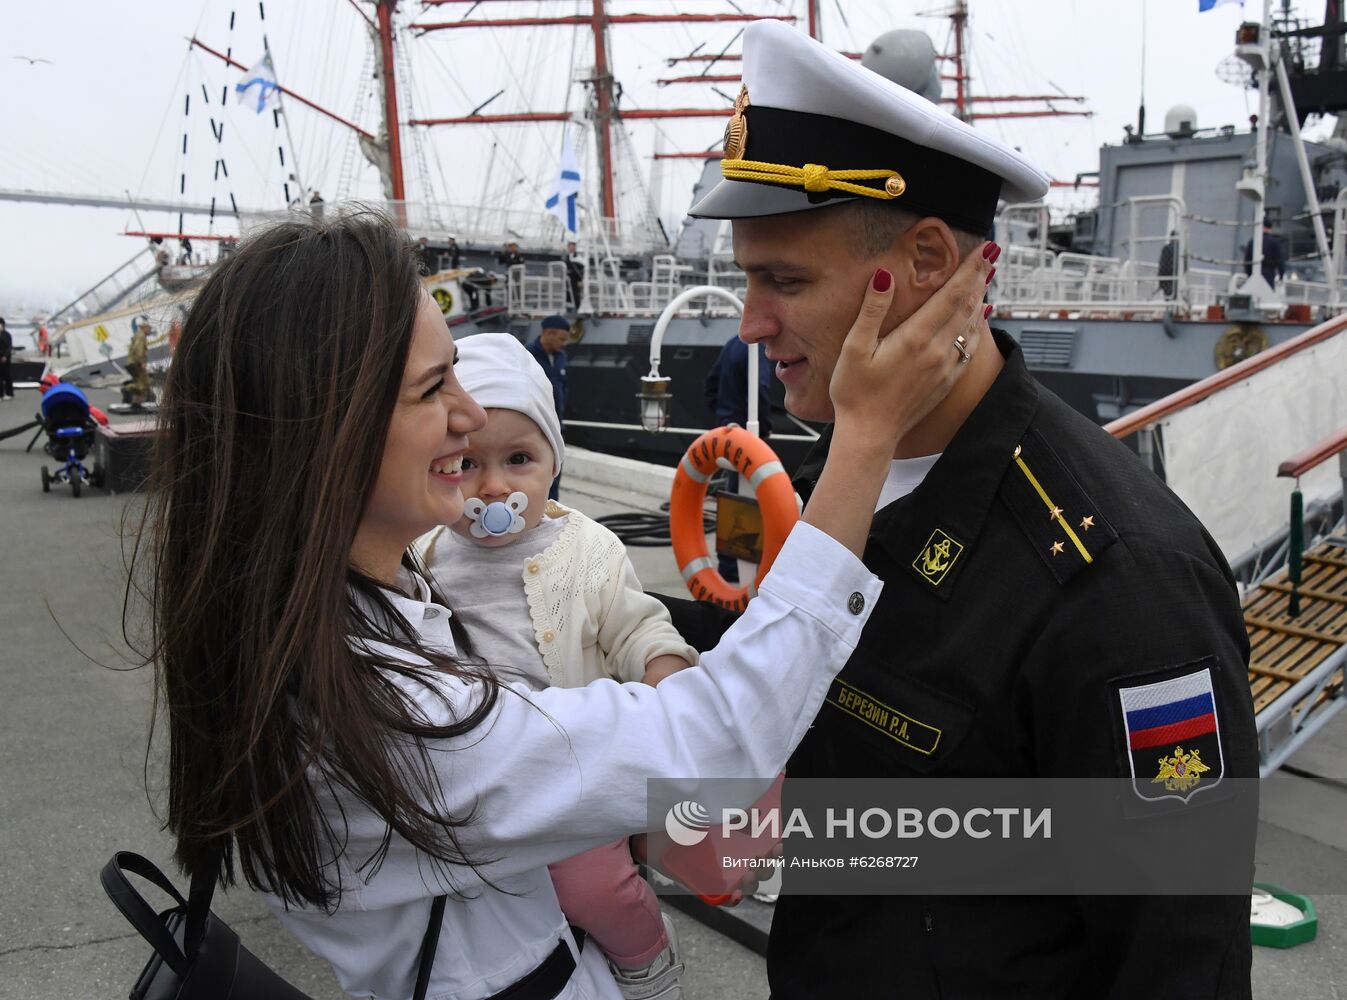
[723,85,750,160]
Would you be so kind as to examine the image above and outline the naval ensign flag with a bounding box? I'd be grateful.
[235,54,281,114]
[545,132,582,235]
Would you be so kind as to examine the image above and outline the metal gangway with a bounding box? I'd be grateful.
[1106,317,1347,776]
[48,246,161,327]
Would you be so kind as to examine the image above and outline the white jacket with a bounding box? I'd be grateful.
[419,502,698,687]
[262,523,881,1000]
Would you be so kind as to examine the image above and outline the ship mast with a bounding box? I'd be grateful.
[375,1,407,202]
[950,0,970,122]
[590,0,617,221]
[935,3,1090,124]
[187,29,398,201]
[411,1,794,231]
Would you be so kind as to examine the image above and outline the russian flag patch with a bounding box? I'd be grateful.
[1118,666,1225,803]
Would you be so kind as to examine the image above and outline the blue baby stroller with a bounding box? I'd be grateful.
[40,383,102,497]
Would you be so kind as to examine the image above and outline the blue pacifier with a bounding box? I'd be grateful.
[463,491,529,538]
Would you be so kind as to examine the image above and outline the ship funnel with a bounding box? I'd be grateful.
[861,30,942,105]
[1164,104,1198,138]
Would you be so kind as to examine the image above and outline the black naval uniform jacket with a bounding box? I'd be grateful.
[665,332,1258,1000]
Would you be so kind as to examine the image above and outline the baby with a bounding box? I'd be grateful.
[417,333,693,999]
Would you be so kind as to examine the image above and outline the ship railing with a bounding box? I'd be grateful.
[1281,277,1338,307]
[664,282,749,317]
[239,201,667,257]
[996,243,1247,313]
[1184,268,1236,309]
[1060,251,1125,303]
[996,244,1056,304]
[505,262,568,315]
[1125,259,1230,310]
[997,204,1051,262]
[592,257,634,313]
[706,251,743,282]
[1122,194,1185,285]
[1105,311,1347,563]
[626,255,697,312]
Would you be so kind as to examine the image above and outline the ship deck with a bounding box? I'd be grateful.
[1,385,1343,998]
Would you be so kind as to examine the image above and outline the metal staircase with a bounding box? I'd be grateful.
[48,247,160,326]
[1106,320,1347,777]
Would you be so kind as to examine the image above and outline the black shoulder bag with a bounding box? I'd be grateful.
[101,851,445,1000]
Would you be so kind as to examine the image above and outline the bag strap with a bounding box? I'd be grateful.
[106,847,446,997]
[412,896,447,1000]
[183,844,222,962]
[100,852,191,978]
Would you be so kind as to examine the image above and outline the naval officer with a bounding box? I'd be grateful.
[668,20,1258,999]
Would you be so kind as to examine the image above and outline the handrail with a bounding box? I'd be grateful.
[1105,310,1347,439]
[1277,426,1347,479]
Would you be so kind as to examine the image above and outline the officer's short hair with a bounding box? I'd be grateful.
[841,201,985,262]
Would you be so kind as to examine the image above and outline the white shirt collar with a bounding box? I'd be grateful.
[354,567,457,657]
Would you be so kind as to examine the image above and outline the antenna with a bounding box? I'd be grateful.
[1138,0,1148,137]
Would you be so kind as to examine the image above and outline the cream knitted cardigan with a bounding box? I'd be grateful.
[418,501,698,687]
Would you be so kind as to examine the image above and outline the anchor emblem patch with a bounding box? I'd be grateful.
[911,528,965,587]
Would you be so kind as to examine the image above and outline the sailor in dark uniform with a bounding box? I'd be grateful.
[667,21,1257,999]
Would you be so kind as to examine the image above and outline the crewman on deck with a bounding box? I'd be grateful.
[124,317,152,407]
[666,21,1257,999]
[1244,221,1286,289]
[498,241,525,269]
[528,314,570,501]
[0,317,13,399]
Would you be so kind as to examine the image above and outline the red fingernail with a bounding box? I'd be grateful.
[981,242,997,260]
[872,267,892,292]
[983,304,994,320]
[985,267,996,285]
[989,244,1002,264]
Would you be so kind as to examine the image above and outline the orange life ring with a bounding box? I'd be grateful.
[669,425,798,611]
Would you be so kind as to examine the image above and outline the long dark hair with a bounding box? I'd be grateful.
[136,212,499,909]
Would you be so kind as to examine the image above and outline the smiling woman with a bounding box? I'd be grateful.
[130,210,988,1000]
[140,213,501,913]
[349,295,485,582]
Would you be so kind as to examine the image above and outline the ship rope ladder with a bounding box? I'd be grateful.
[335,44,377,201]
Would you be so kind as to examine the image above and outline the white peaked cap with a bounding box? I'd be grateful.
[690,20,1051,230]
[454,333,564,476]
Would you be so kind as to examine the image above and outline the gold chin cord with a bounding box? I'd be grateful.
[720,158,906,200]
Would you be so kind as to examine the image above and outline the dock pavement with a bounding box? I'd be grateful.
[0,386,1342,998]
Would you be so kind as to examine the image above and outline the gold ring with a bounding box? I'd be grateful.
[954,334,971,364]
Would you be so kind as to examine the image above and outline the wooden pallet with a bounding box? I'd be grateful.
[1244,542,1347,769]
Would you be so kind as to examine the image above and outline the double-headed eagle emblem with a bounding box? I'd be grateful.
[1152,746,1211,793]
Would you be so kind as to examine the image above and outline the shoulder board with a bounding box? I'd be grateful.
[999,428,1118,586]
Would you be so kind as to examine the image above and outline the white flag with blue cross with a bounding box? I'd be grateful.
[235,54,281,114]
[545,131,582,234]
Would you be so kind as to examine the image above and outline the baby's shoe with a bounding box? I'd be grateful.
[607,912,684,1000]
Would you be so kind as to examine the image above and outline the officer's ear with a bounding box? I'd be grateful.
[900,218,960,295]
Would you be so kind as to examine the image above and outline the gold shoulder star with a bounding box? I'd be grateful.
[1079,515,1095,531]
[1050,541,1065,556]
[1049,506,1064,521]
